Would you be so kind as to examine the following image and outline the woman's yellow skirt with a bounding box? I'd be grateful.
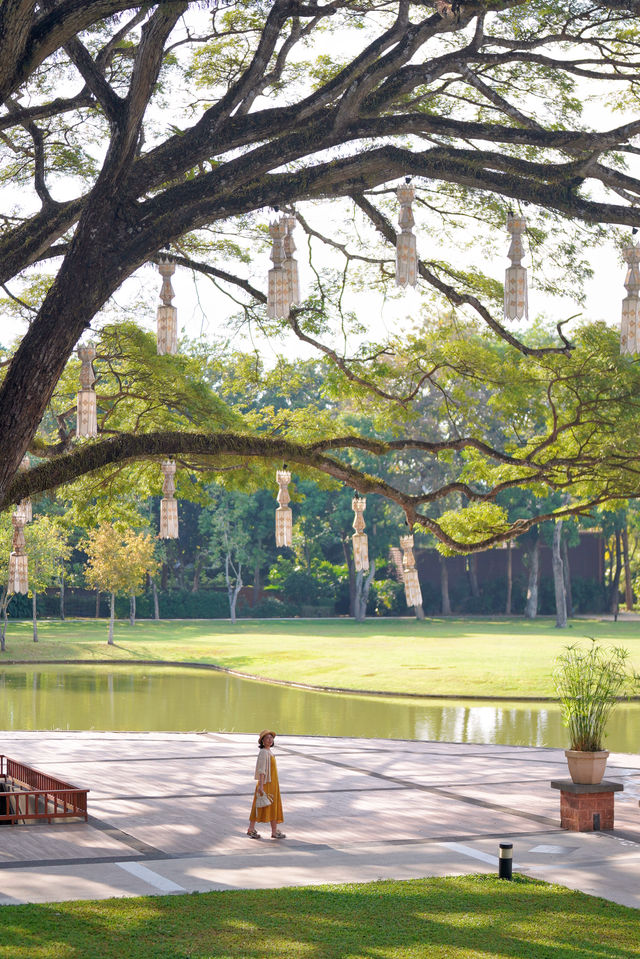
[250,754,284,823]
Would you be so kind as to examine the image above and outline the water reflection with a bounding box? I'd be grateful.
[0,665,638,751]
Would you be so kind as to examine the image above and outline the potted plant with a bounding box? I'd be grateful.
[553,641,636,785]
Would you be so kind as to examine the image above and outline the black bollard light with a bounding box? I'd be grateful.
[498,842,513,880]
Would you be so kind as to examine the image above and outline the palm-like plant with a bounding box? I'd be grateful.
[553,642,634,752]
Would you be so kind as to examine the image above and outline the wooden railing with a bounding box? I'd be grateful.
[0,755,89,824]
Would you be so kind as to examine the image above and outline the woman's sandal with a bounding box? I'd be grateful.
[271,830,287,839]
[247,829,261,839]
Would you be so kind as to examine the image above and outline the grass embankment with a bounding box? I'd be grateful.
[1,876,638,959]
[2,617,640,698]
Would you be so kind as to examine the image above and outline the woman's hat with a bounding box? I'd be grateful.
[258,729,276,743]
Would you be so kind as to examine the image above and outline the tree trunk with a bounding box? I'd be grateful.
[151,579,160,620]
[59,572,65,620]
[525,539,540,619]
[191,552,203,593]
[108,591,115,645]
[622,524,634,611]
[95,587,100,618]
[552,521,567,628]
[609,529,623,614]
[253,559,262,604]
[505,540,513,615]
[414,603,425,621]
[353,559,376,622]
[439,554,451,616]
[32,590,38,642]
[561,536,574,618]
[468,554,480,598]
[0,588,8,652]
[129,593,136,626]
[225,554,243,624]
[342,536,356,618]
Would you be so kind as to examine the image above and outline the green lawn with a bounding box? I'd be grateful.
[0,876,638,958]
[2,616,640,697]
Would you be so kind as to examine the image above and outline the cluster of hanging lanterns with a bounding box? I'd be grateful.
[13,180,635,613]
[267,213,300,320]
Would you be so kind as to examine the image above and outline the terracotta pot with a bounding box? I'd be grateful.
[565,749,609,785]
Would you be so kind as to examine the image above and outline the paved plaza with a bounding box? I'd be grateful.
[1,731,639,908]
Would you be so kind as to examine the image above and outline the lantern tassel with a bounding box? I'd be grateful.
[76,344,98,438]
[504,213,528,320]
[352,496,369,572]
[159,460,179,538]
[157,256,178,355]
[621,240,640,354]
[268,219,291,319]
[399,534,423,608]
[8,512,28,595]
[396,183,418,288]
[275,469,292,547]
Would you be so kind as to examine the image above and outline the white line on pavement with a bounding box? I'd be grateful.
[116,861,186,893]
[438,842,499,866]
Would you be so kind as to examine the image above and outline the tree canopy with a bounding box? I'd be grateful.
[3,0,640,553]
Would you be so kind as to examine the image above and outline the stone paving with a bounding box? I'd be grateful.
[1,731,639,908]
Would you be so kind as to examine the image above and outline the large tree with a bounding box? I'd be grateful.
[3,0,640,553]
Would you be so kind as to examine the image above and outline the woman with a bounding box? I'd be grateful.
[247,728,286,839]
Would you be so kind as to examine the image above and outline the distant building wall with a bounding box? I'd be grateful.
[416,530,604,588]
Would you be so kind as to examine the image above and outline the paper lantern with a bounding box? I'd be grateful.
[352,496,369,572]
[8,511,28,595]
[621,241,640,355]
[159,460,179,538]
[267,219,290,320]
[399,534,423,608]
[76,344,97,438]
[504,213,528,320]
[275,469,292,547]
[157,255,178,355]
[396,182,418,288]
[283,215,300,307]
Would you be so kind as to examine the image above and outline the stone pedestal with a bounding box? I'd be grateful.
[551,779,623,832]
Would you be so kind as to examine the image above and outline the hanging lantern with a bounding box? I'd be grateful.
[267,218,291,319]
[159,460,179,538]
[8,511,28,595]
[621,240,640,354]
[275,469,292,547]
[283,215,300,308]
[504,212,528,321]
[396,181,418,288]
[157,255,178,355]
[399,534,423,608]
[76,344,97,438]
[17,455,32,523]
[352,496,369,572]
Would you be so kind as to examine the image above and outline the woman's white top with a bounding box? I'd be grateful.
[254,747,272,783]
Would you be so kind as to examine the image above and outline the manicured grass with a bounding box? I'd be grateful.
[2,616,640,697]
[0,876,638,958]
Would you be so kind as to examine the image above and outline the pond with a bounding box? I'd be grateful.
[0,664,638,751]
